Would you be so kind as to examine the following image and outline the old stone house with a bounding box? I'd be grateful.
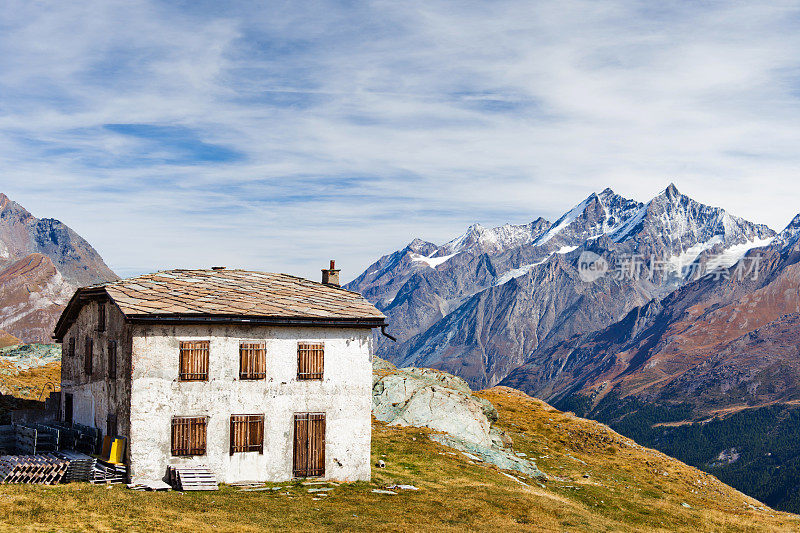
[52,264,386,483]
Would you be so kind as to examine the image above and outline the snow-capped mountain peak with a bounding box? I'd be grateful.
[774,213,800,251]
[533,188,643,246]
[439,218,551,255]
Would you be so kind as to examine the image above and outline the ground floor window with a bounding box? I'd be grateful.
[293,412,325,477]
[230,414,264,454]
[171,416,207,456]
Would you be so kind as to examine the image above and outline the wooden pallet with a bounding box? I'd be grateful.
[168,465,218,491]
[0,454,69,485]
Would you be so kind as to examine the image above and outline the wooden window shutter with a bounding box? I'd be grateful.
[230,414,264,454]
[107,340,117,379]
[293,412,325,477]
[84,337,93,376]
[297,343,324,380]
[97,302,106,332]
[179,340,209,381]
[239,342,266,380]
[67,337,75,358]
[171,416,207,456]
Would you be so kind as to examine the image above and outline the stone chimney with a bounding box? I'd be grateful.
[321,259,340,287]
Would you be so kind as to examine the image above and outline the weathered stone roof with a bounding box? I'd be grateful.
[53,268,385,340]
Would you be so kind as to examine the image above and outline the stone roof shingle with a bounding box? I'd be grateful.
[91,269,385,321]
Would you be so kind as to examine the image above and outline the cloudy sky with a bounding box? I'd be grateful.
[2,1,800,281]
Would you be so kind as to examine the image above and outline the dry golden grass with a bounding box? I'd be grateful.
[0,386,796,531]
[0,361,60,401]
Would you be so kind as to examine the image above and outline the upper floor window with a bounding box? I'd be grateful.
[97,302,106,332]
[67,337,75,358]
[239,342,266,380]
[84,337,93,376]
[108,340,117,379]
[297,342,324,380]
[171,416,207,456]
[179,340,209,381]
[230,414,264,454]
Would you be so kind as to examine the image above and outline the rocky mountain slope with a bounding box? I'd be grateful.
[349,184,775,389]
[498,214,800,512]
[502,214,800,409]
[0,193,117,342]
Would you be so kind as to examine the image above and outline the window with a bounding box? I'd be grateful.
[97,302,106,332]
[230,414,264,454]
[239,342,266,380]
[297,342,324,380]
[84,337,93,376]
[171,416,207,456]
[293,412,325,477]
[179,340,209,381]
[108,340,117,379]
[67,337,75,358]
[107,413,118,438]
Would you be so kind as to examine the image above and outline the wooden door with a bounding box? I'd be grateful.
[64,393,73,425]
[293,413,325,477]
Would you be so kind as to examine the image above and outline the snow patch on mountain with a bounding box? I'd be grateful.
[706,237,775,271]
[411,252,458,268]
[665,236,724,273]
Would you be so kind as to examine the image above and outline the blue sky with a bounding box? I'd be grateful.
[2,1,800,281]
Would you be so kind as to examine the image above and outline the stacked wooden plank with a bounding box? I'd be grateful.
[55,451,97,482]
[90,460,127,484]
[167,465,218,491]
[0,454,69,485]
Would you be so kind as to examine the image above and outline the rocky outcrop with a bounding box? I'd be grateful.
[372,357,544,478]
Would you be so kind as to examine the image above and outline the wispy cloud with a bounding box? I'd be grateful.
[1,1,800,280]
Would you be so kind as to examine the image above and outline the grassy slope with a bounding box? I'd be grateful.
[0,386,796,532]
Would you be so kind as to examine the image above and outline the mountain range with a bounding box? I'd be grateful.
[0,193,118,343]
[348,183,800,511]
[348,184,776,389]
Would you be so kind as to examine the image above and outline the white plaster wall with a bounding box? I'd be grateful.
[129,324,373,484]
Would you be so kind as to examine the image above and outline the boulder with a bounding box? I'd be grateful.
[372,359,495,448]
[372,357,544,479]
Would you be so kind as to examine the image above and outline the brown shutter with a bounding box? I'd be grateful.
[97,302,106,332]
[239,342,266,380]
[293,412,325,477]
[171,417,207,456]
[84,337,93,376]
[179,341,209,381]
[107,340,117,379]
[309,413,325,477]
[230,414,264,454]
[297,343,324,380]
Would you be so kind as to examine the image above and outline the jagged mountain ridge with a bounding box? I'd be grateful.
[501,214,800,408]
[0,193,118,342]
[348,184,776,389]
